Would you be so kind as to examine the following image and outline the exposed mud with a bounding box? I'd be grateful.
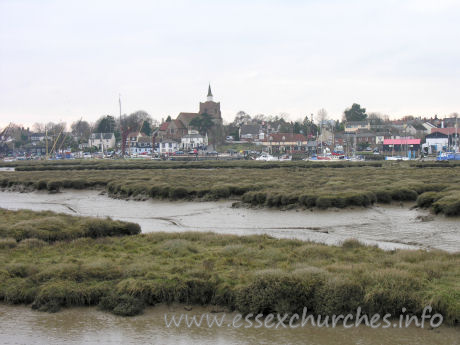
[1,190,459,252]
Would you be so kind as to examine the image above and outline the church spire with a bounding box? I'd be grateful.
[207,83,213,102]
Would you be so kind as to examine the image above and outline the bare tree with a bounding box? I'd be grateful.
[232,111,251,127]
[32,122,45,133]
[120,111,150,156]
[368,112,384,125]
[71,120,91,141]
[46,122,66,136]
[253,114,268,124]
[316,108,328,125]
[278,112,289,121]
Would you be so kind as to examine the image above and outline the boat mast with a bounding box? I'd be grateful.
[49,123,65,158]
[119,94,122,156]
[456,115,459,152]
[45,125,48,159]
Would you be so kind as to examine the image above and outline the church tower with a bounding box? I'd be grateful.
[199,83,221,120]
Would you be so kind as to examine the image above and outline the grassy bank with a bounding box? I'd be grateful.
[0,209,459,324]
[1,159,385,171]
[2,159,459,171]
[1,163,460,215]
[0,209,141,242]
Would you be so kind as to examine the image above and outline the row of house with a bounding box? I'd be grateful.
[236,116,459,155]
[86,125,458,156]
[87,129,209,155]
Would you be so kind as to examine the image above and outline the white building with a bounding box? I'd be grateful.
[424,132,448,154]
[130,136,153,155]
[181,130,208,150]
[89,133,116,150]
[344,121,370,133]
[30,133,47,142]
[159,140,180,154]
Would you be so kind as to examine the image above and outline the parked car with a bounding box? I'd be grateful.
[256,153,278,161]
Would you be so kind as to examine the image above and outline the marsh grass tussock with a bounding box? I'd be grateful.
[0,209,140,242]
[0,209,459,323]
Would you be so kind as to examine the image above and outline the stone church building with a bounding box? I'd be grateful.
[158,85,224,147]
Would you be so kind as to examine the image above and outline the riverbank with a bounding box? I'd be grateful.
[1,163,459,215]
[0,209,459,325]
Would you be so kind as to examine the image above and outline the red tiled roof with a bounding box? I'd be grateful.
[178,112,198,120]
[173,119,186,129]
[177,112,198,127]
[431,128,460,135]
[159,122,169,131]
[263,133,307,142]
[383,139,421,145]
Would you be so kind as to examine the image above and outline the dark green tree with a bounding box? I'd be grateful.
[190,113,214,136]
[224,124,240,140]
[278,120,293,133]
[344,104,367,122]
[358,142,370,151]
[96,115,116,133]
[335,121,345,132]
[140,120,152,136]
[166,115,172,122]
[301,116,318,138]
[293,121,302,134]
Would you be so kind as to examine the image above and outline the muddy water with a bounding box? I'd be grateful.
[1,190,459,252]
[0,305,459,345]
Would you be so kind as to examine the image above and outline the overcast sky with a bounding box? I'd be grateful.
[1,0,459,128]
